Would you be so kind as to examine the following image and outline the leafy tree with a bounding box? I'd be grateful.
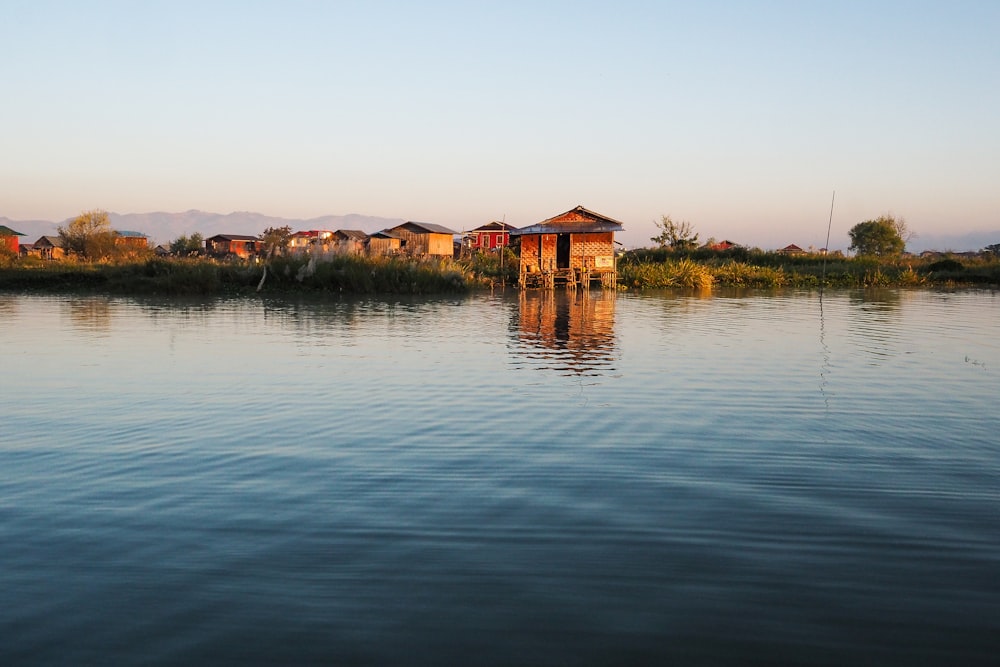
[848,215,906,257]
[260,225,293,257]
[983,243,1000,257]
[170,232,204,256]
[58,209,117,260]
[651,214,699,250]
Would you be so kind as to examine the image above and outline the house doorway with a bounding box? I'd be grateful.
[556,234,571,269]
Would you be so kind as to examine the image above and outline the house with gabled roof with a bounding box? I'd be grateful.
[777,244,805,256]
[511,205,624,289]
[387,221,457,257]
[33,235,66,260]
[467,221,517,252]
[333,229,367,242]
[366,230,403,256]
[328,229,367,255]
[205,234,261,259]
[0,225,25,255]
[703,239,739,251]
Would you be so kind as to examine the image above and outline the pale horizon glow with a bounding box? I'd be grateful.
[2,1,998,250]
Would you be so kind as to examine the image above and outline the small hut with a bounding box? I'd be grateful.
[205,234,260,258]
[511,205,624,289]
[387,222,456,257]
[331,230,367,255]
[366,230,403,256]
[115,230,149,250]
[33,235,66,260]
[777,244,805,256]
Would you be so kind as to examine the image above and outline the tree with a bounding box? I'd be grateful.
[260,225,293,257]
[983,243,1000,257]
[170,232,204,256]
[651,215,699,250]
[848,215,906,257]
[58,209,117,259]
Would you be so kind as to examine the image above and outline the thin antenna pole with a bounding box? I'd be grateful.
[821,190,835,287]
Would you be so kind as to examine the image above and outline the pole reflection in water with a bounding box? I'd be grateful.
[510,289,618,376]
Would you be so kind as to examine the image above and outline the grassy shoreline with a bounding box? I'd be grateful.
[1,249,997,295]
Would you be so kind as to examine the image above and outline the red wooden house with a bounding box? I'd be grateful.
[467,221,517,252]
[0,225,24,254]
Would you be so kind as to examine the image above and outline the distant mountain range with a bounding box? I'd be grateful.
[0,211,408,247]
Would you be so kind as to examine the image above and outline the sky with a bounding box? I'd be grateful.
[2,0,998,250]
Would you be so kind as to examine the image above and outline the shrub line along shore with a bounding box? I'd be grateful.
[1,247,998,296]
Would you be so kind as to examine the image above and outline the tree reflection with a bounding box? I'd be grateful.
[65,297,112,333]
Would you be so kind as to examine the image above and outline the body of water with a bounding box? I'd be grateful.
[1,288,998,665]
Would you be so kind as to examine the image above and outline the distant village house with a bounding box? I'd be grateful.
[467,221,517,252]
[115,230,150,250]
[205,234,261,258]
[366,230,403,256]
[33,235,66,260]
[0,225,24,254]
[288,230,334,253]
[777,244,805,256]
[388,222,457,257]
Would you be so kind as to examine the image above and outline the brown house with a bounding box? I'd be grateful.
[33,235,66,260]
[387,222,456,257]
[333,229,367,243]
[512,205,624,289]
[205,234,261,258]
[330,229,367,255]
[366,230,403,256]
[777,244,805,256]
[115,230,149,250]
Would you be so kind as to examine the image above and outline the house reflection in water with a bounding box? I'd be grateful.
[511,289,618,375]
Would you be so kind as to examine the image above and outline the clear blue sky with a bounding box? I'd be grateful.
[2,0,997,249]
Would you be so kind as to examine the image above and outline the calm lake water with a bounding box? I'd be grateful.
[1,288,998,665]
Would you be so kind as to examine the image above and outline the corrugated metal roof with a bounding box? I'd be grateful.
[368,230,402,239]
[511,205,625,236]
[335,229,368,240]
[0,225,25,236]
[116,230,148,238]
[395,221,458,235]
[33,235,64,248]
[470,221,519,232]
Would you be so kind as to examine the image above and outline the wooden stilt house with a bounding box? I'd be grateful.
[512,206,624,289]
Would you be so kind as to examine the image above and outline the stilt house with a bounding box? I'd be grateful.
[512,206,624,289]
